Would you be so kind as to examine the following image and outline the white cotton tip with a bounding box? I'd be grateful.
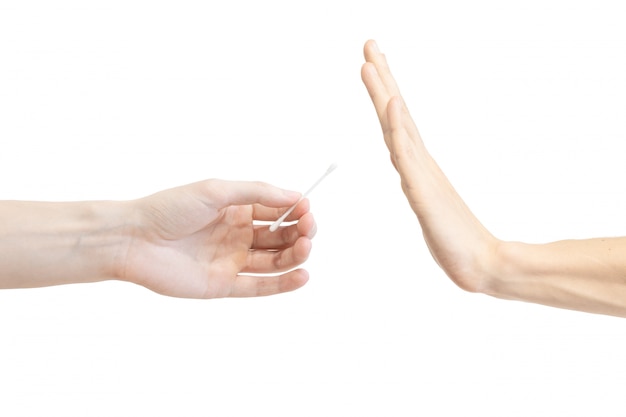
[269,163,338,232]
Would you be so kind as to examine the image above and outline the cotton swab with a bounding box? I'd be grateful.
[269,163,338,232]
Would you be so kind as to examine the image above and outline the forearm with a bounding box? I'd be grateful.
[0,201,130,289]
[486,238,626,317]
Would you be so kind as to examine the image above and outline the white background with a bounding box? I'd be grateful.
[1,1,626,416]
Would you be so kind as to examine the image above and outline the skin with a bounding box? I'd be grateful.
[361,39,626,318]
[0,179,316,299]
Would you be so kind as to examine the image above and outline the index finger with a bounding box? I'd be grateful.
[361,61,390,125]
[201,179,301,209]
[252,198,311,222]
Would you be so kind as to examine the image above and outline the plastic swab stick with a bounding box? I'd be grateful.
[269,163,338,232]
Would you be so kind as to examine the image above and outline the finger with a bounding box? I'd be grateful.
[361,61,390,125]
[245,236,312,274]
[253,212,316,250]
[389,153,398,172]
[387,95,423,146]
[362,62,395,150]
[229,269,309,297]
[387,96,422,189]
[363,40,402,99]
[387,96,413,165]
[252,198,310,222]
[363,39,379,62]
[201,179,301,209]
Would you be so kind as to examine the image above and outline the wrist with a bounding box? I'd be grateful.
[480,240,537,301]
[79,200,136,283]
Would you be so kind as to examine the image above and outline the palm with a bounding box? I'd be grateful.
[137,208,254,298]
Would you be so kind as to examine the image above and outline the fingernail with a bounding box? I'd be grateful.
[371,40,380,53]
[283,189,301,200]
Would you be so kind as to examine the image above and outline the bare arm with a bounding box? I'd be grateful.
[361,39,626,317]
[0,200,127,289]
[0,180,316,299]
[493,239,626,316]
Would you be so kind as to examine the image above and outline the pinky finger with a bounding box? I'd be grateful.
[229,269,310,297]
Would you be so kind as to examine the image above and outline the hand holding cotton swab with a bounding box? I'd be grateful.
[269,163,337,232]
